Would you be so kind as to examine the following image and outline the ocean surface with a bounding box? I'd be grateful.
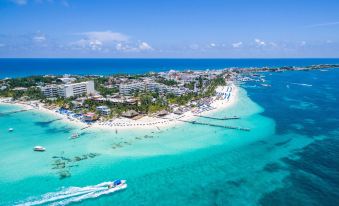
[0,59,339,205]
[1,58,339,78]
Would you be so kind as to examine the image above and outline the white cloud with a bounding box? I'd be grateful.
[305,21,339,28]
[71,31,128,51]
[210,43,216,47]
[232,41,243,48]
[115,43,129,51]
[11,0,27,5]
[254,38,266,47]
[33,33,46,43]
[11,0,69,6]
[89,40,102,51]
[80,31,129,43]
[115,42,153,52]
[138,42,153,51]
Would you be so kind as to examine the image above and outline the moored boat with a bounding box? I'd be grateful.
[8,128,14,132]
[33,146,46,152]
[71,133,80,139]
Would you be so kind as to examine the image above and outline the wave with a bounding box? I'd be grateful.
[291,83,313,87]
[15,181,126,206]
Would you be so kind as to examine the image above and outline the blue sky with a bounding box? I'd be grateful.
[0,0,339,58]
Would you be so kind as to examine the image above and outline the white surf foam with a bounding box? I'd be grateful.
[49,184,126,206]
[15,182,119,206]
[291,83,312,87]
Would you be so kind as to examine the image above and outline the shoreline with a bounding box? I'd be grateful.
[93,85,238,131]
[0,85,238,132]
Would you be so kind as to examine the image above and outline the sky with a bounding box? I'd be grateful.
[0,0,339,58]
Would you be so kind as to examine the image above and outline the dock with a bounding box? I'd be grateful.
[181,119,250,131]
[161,117,250,131]
[193,114,240,120]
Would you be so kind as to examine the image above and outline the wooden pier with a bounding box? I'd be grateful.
[181,119,250,131]
[193,114,240,120]
[160,117,250,131]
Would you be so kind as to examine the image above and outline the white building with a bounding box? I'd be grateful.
[119,80,190,96]
[96,106,111,116]
[119,82,145,95]
[41,85,59,97]
[58,81,95,98]
[145,82,167,93]
[146,82,189,96]
[41,81,95,98]
[58,77,76,84]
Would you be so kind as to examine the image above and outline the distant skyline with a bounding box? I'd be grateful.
[0,0,339,58]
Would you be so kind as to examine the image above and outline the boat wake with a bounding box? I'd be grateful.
[16,181,127,206]
[291,83,312,87]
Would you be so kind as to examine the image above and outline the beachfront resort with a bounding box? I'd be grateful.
[0,69,236,130]
[1,64,338,130]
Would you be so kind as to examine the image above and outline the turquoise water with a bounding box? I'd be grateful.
[1,69,339,205]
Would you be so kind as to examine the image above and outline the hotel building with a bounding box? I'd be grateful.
[41,81,95,98]
[119,81,189,96]
[119,82,145,95]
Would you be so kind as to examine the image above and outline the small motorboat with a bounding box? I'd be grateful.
[261,84,271,87]
[106,179,127,189]
[8,128,14,132]
[33,146,46,152]
[71,133,80,139]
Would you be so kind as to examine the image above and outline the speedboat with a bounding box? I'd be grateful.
[33,146,46,152]
[17,180,127,205]
[261,84,271,87]
[106,179,127,190]
[8,128,14,132]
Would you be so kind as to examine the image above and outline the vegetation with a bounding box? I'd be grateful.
[0,73,227,118]
[2,76,57,88]
[200,76,226,97]
[156,77,178,86]
[0,87,45,100]
[184,82,195,90]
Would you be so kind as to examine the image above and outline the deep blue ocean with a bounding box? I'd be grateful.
[0,59,339,205]
[1,58,339,78]
[246,69,339,205]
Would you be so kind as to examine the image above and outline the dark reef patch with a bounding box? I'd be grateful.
[274,138,292,147]
[263,162,284,173]
[259,138,339,206]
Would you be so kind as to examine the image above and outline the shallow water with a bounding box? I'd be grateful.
[1,69,339,205]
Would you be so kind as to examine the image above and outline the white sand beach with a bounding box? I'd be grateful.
[91,84,238,131]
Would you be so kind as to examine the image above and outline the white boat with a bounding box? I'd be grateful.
[8,128,14,132]
[17,180,127,205]
[106,179,127,189]
[71,133,80,139]
[34,146,46,152]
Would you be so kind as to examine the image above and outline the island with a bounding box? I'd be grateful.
[0,64,338,131]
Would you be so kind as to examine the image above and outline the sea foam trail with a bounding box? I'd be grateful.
[15,182,113,206]
[291,83,313,87]
[49,184,127,206]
